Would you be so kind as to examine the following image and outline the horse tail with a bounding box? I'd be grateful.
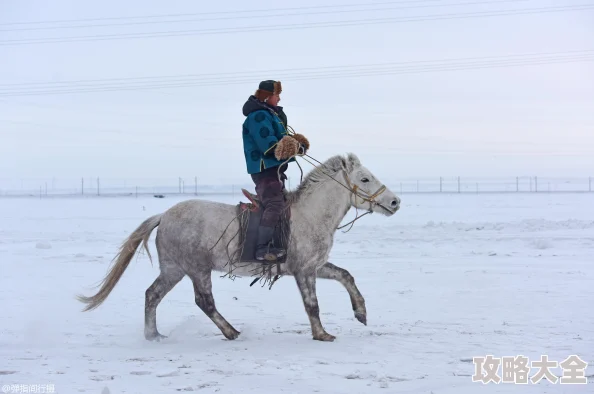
[77,213,162,312]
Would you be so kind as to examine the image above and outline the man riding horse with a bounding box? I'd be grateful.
[242,80,309,261]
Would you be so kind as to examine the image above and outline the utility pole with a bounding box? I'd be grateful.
[535,176,538,192]
[81,177,84,195]
[457,176,461,193]
[97,177,100,196]
[516,177,519,192]
[439,177,442,193]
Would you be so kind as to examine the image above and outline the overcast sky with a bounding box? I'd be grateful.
[1,0,593,187]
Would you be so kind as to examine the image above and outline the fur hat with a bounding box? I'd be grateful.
[255,80,282,102]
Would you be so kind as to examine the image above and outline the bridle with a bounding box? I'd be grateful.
[274,126,395,232]
[341,170,387,209]
[297,153,394,233]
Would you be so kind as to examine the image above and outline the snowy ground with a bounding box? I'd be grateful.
[0,192,592,393]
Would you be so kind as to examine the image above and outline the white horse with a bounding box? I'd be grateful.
[77,153,401,342]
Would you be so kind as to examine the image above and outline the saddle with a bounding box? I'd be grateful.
[239,189,291,217]
[236,189,292,265]
[239,189,262,212]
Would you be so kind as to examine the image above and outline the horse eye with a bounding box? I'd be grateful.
[361,177,369,183]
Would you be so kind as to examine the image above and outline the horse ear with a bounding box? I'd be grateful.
[339,156,349,172]
[346,153,361,172]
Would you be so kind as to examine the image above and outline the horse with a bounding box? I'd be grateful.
[77,153,401,342]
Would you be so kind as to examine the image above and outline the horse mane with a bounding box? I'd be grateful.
[286,153,360,204]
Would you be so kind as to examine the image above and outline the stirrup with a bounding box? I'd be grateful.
[255,245,285,262]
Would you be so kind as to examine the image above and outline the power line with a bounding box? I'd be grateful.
[0,0,517,26]
[4,58,593,97]
[1,52,591,97]
[0,0,528,32]
[1,50,592,89]
[1,4,591,46]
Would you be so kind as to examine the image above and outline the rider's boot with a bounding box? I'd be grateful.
[255,225,286,261]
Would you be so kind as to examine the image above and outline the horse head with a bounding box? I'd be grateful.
[340,153,401,216]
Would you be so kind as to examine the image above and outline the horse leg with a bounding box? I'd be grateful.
[316,262,367,325]
[294,270,336,342]
[144,263,185,341]
[188,268,240,340]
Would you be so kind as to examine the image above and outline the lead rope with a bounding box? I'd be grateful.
[276,125,305,184]
[280,125,388,231]
[286,152,386,232]
[336,176,369,233]
[299,153,386,209]
[298,155,376,233]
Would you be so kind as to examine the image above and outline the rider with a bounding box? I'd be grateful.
[242,80,309,261]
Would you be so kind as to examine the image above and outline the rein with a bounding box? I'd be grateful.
[278,128,391,232]
[298,154,390,232]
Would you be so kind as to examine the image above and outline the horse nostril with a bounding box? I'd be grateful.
[390,199,399,208]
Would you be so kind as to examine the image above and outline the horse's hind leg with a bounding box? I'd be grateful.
[317,262,367,325]
[144,262,185,341]
[188,268,240,340]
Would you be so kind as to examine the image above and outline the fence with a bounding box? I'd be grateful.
[0,176,592,198]
[395,176,593,193]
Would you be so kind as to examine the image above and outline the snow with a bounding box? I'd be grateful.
[0,192,592,393]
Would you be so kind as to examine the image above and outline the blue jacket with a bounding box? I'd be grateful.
[242,96,295,174]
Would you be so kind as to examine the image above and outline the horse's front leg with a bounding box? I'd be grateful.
[317,262,367,325]
[294,270,336,342]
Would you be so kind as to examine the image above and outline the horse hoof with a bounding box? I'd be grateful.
[355,312,367,326]
[224,329,241,340]
[146,333,167,342]
[313,332,336,342]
